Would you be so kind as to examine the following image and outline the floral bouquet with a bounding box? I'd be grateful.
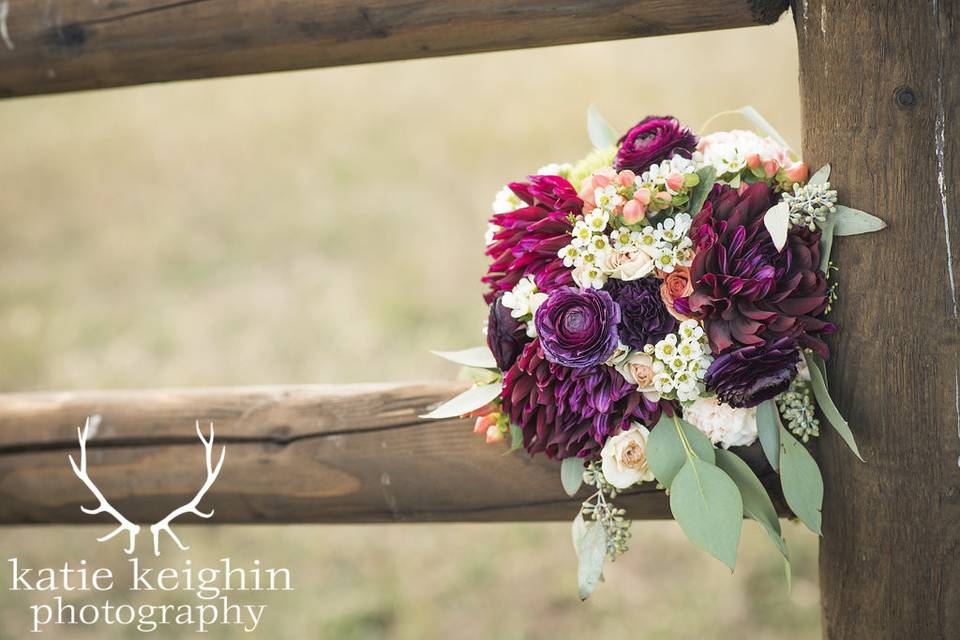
[427,108,884,598]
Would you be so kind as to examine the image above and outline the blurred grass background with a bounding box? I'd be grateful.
[0,16,820,639]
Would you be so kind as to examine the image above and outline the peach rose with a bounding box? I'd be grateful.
[659,265,695,321]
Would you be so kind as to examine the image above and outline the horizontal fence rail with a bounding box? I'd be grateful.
[0,382,786,524]
[0,0,788,98]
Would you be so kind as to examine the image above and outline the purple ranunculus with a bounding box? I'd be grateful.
[604,277,678,350]
[704,337,801,408]
[534,287,619,368]
[614,116,698,174]
[486,295,531,371]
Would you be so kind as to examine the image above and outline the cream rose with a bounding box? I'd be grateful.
[601,425,655,489]
[615,352,660,401]
[683,396,758,449]
[603,248,655,281]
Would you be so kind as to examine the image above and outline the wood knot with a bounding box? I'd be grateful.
[894,87,917,109]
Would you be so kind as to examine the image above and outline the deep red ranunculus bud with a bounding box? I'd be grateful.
[486,295,530,371]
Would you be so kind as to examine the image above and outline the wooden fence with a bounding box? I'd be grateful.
[0,1,958,638]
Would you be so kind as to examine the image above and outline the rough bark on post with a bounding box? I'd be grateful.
[795,1,960,638]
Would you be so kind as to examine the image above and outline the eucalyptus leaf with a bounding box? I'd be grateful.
[669,458,744,571]
[419,382,502,420]
[808,164,831,186]
[803,352,864,461]
[646,414,716,488]
[688,166,717,215]
[832,205,887,236]
[576,519,607,600]
[571,512,587,557]
[459,366,500,386]
[779,427,823,535]
[503,423,523,455]
[756,400,781,471]
[819,216,837,274]
[431,346,497,369]
[764,201,790,251]
[715,449,789,561]
[561,456,585,497]
[587,105,619,150]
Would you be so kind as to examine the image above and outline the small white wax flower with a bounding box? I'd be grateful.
[684,397,759,449]
[601,425,655,489]
[584,208,610,232]
[571,222,593,247]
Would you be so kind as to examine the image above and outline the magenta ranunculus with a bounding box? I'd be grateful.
[604,277,677,350]
[501,340,666,459]
[534,287,619,368]
[614,116,698,174]
[483,175,580,305]
[704,337,801,408]
[486,295,531,371]
[687,183,835,358]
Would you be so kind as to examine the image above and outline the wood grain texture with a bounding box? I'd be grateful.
[0,382,784,524]
[0,0,787,98]
[794,1,960,638]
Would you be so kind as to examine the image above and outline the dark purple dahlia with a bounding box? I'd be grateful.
[705,337,801,407]
[534,287,620,368]
[486,295,531,371]
[483,175,580,305]
[614,116,698,174]
[686,183,835,358]
[604,277,677,350]
[502,340,665,459]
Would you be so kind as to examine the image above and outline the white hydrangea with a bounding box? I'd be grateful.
[684,397,759,448]
[501,277,547,320]
[536,162,573,178]
[492,186,522,214]
[696,129,790,178]
[485,223,501,246]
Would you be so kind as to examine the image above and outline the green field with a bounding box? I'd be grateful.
[0,18,821,639]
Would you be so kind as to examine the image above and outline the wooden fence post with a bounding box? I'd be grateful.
[795,1,960,637]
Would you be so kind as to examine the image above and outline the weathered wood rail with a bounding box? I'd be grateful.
[0,383,784,524]
[0,0,788,98]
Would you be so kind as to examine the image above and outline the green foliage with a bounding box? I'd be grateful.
[756,400,781,470]
[586,105,619,150]
[832,205,886,236]
[646,414,715,488]
[715,449,788,561]
[687,166,717,215]
[669,457,743,571]
[431,346,497,369]
[420,382,502,419]
[561,457,585,497]
[778,428,824,535]
[574,515,607,600]
[803,352,863,460]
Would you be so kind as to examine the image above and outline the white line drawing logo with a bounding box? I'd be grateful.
[69,417,226,556]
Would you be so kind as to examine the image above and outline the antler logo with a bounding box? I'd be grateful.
[69,417,226,556]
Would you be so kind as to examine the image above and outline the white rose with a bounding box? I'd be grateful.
[602,248,655,281]
[601,425,655,489]
[615,352,661,402]
[683,396,758,449]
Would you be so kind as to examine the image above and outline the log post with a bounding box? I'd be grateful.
[795,1,960,637]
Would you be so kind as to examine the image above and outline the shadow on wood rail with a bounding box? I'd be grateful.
[0,0,788,98]
[0,382,788,525]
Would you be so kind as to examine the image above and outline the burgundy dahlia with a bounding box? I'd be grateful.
[502,340,665,459]
[534,287,620,368]
[686,183,835,358]
[483,175,580,304]
[614,116,698,174]
[604,277,677,350]
[705,337,801,408]
[486,295,531,371]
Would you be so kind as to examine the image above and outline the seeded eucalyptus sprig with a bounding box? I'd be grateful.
[581,462,631,559]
